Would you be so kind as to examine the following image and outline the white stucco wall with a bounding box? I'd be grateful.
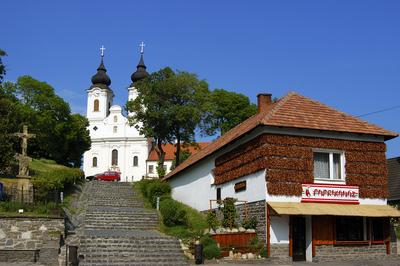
[217,170,266,204]
[146,160,173,178]
[169,159,216,211]
[270,215,289,244]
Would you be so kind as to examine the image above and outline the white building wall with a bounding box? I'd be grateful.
[146,160,173,178]
[270,215,289,244]
[217,170,266,204]
[169,159,216,211]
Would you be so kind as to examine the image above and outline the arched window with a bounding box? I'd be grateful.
[114,115,118,122]
[113,126,117,133]
[111,149,118,165]
[93,99,99,112]
[133,156,138,166]
[92,157,97,167]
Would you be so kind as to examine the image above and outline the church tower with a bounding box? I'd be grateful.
[87,46,114,121]
[128,41,149,105]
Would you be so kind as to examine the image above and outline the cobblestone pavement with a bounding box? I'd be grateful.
[75,181,188,265]
[192,256,400,265]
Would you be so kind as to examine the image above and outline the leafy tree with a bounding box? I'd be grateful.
[170,149,192,170]
[0,49,6,83]
[201,89,257,136]
[0,50,17,172]
[127,67,209,175]
[0,75,90,168]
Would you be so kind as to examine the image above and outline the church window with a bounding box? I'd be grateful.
[149,165,154,174]
[113,126,117,133]
[93,126,98,131]
[92,157,97,167]
[133,156,138,166]
[114,115,118,122]
[111,149,118,165]
[93,99,99,112]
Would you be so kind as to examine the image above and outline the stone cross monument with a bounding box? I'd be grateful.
[13,125,36,178]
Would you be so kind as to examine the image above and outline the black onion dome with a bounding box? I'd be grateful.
[91,58,111,87]
[130,54,149,85]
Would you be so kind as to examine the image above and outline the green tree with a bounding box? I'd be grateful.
[127,67,209,175]
[0,50,17,172]
[201,89,257,136]
[0,49,6,83]
[170,149,192,170]
[0,75,90,168]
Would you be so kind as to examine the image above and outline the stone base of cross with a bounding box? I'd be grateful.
[16,154,32,179]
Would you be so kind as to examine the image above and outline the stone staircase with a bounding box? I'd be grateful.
[77,181,188,266]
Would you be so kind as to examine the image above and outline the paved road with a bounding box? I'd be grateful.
[191,257,400,266]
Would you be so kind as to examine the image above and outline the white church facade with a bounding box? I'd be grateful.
[83,46,151,182]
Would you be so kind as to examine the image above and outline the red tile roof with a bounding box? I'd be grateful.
[163,92,398,180]
[147,142,210,161]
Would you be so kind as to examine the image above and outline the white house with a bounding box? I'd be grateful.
[164,92,400,262]
[83,49,151,182]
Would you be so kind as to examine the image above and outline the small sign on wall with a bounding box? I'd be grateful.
[301,184,359,204]
[234,181,246,193]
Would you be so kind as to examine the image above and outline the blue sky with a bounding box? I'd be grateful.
[2,1,399,157]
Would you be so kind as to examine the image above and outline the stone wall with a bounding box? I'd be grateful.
[314,244,388,262]
[0,216,64,265]
[270,243,290,262]
[236,200,266,242]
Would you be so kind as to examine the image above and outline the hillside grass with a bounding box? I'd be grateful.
[0,158,83,216]
[134,179,208,240]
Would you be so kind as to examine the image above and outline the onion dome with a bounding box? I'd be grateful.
[91,58,111,87]
[130,54,149,85]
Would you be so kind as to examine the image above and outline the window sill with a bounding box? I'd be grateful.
[314,178,346,185]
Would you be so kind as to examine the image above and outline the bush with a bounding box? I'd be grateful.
[206,210,220,230]
[146,180,171,208]
[159,198,188,226]
[136,179,158,198]
[242,216,258,229]
[221,197,237,228]
[32,167,83,202]
[0,201,25,212]
[200,234,221,259]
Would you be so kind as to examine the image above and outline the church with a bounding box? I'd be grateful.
[82,45,151,182]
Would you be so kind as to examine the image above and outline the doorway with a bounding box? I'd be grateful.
[291,216,306,261]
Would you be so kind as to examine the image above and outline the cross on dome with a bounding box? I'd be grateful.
[139,41,145,54]
[100,45,106,57]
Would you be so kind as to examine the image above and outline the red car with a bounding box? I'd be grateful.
[95,171,121,182]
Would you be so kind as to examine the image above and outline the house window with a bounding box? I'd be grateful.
[336,216,363,241]
[111,149,118,165]
[92,157,97,167]
[133,156,138,167]
[113,126,117,133]
[313,151,344,181]
[216,187,221,202]
[114,115,118,122]
[149,165,154,174]
[93,99,99,112]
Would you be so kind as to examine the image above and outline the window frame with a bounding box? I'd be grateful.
[93,99,99,112]
[148,165,154,174]
[92,156,98,167]
[133,156,138,167]
[313,149,346,184]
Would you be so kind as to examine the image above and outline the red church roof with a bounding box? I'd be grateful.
[164,92,398,180]
[147,142,211,161]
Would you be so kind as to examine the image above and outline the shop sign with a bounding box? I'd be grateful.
[301,184,359,204]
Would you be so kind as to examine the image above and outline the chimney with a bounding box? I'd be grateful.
[257,93,272,113]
